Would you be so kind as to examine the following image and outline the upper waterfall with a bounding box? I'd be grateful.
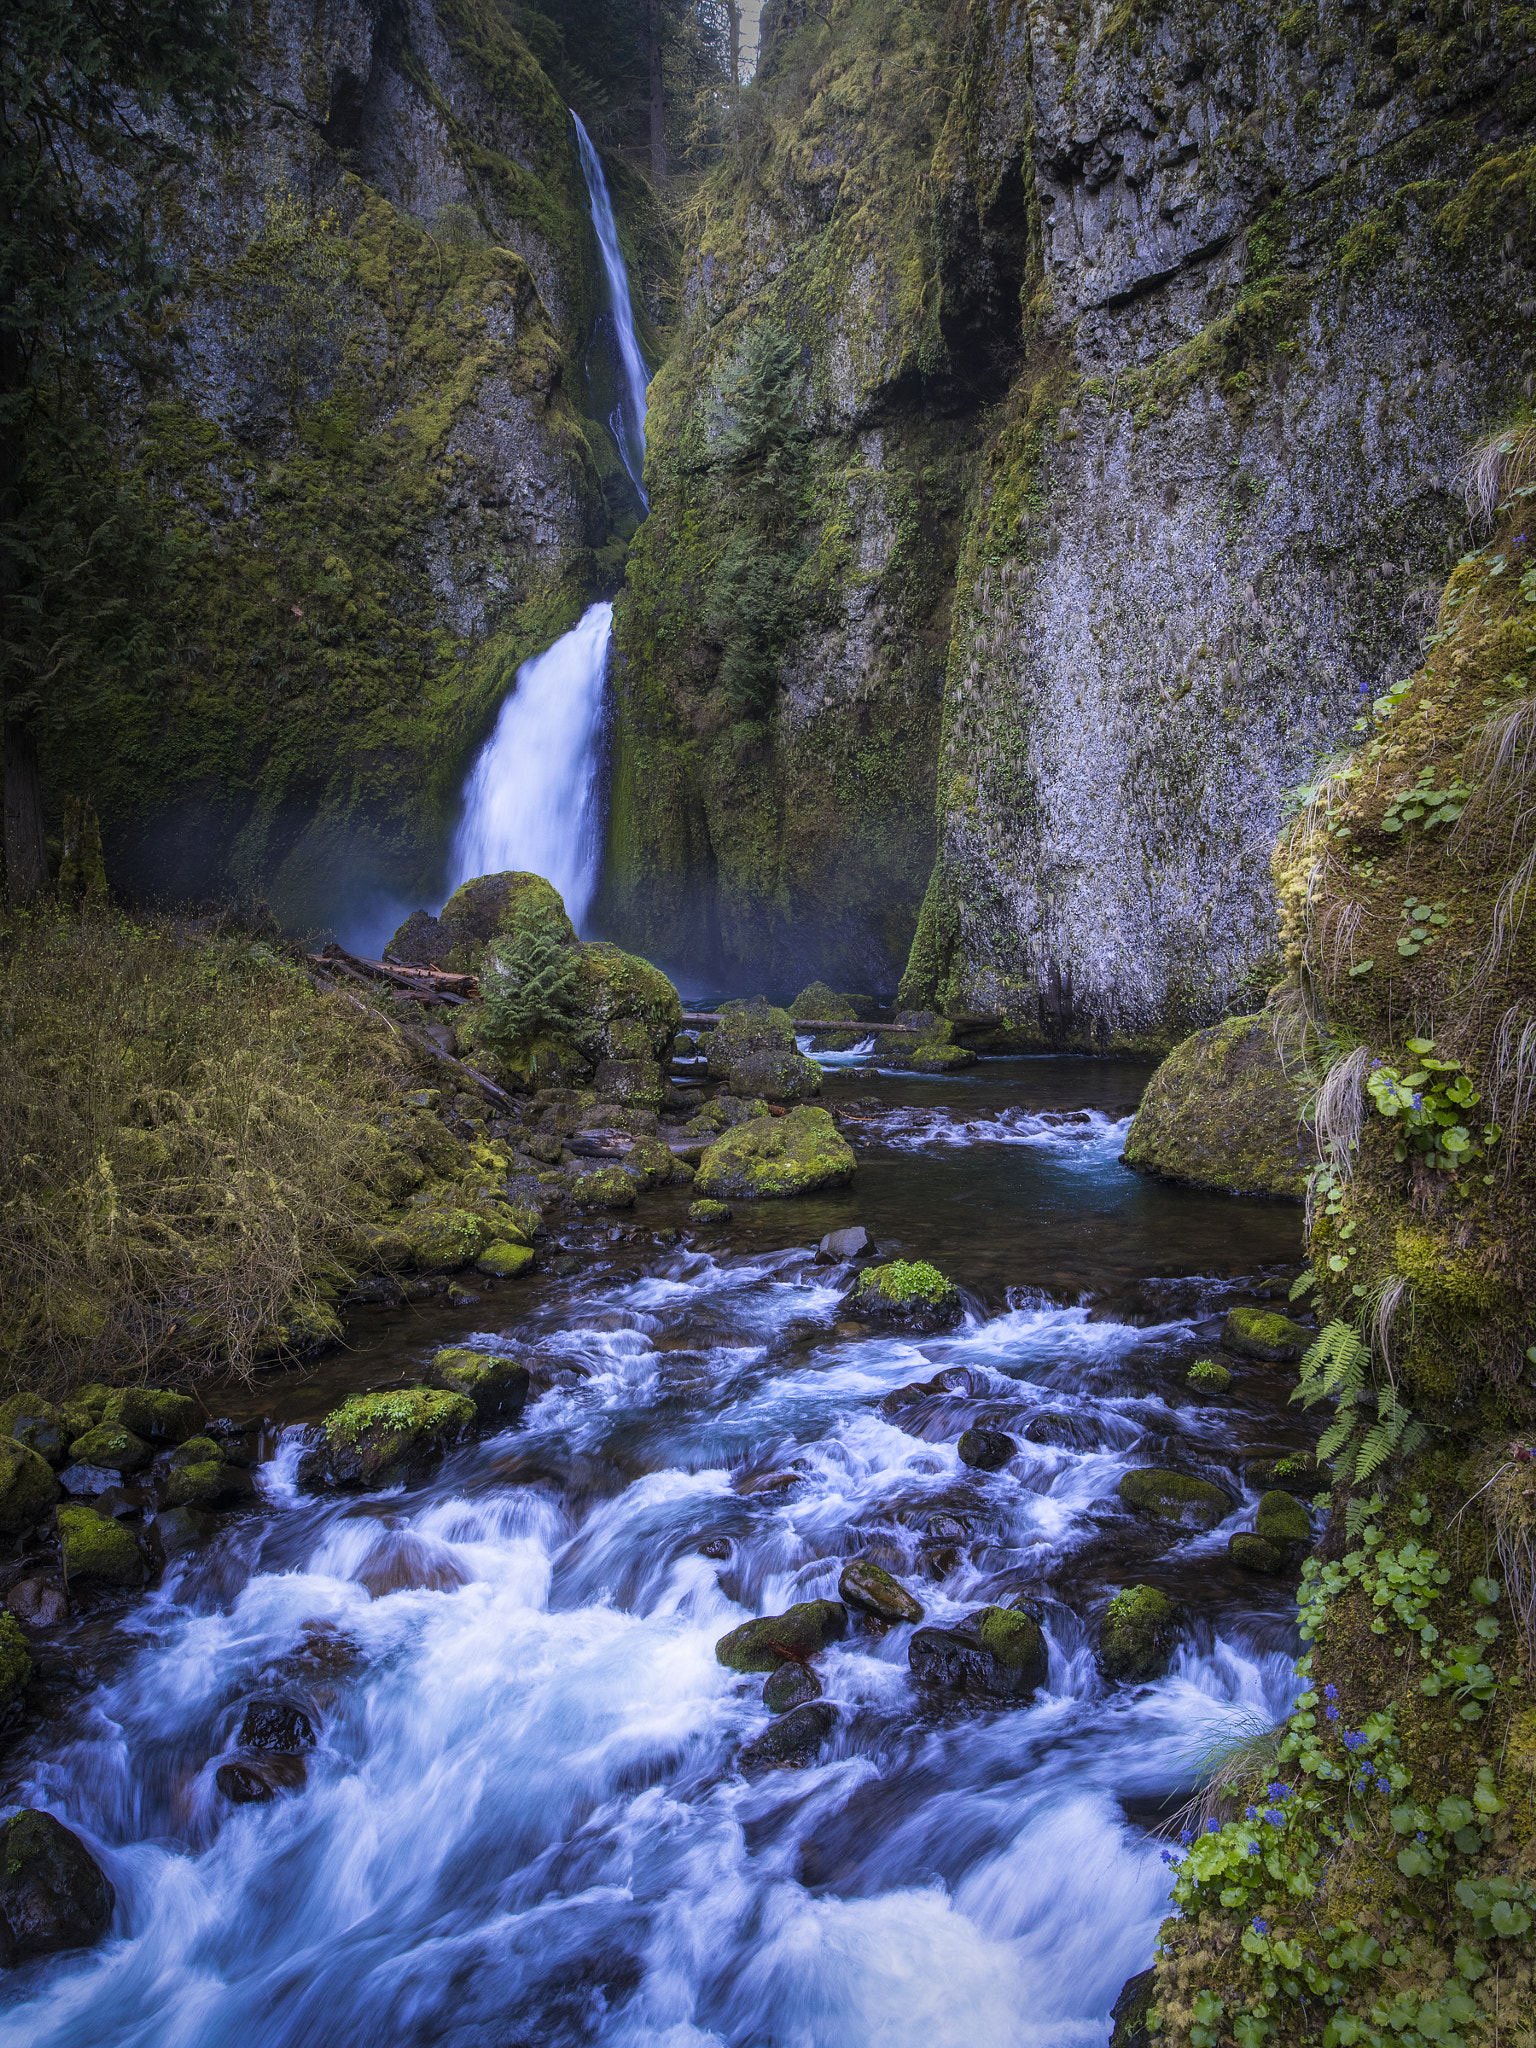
[572,111,650,507]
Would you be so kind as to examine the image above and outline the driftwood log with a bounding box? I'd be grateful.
[308,942,479,1007]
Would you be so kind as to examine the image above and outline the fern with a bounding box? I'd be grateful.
[1355,1387,1427,1483]
[1292,1320,1424,1486]
[1288,1268,1318,1302]
[1293,1320,1370,1409]
[480,931,581,1055]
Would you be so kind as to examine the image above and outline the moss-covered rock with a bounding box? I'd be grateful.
[160,1458,256,1511]
[571,1165,637,1208]
[762,1661,823,1713]
[908,1605,1048,1702]
[1228,1531,1287,1574]
[65,1424,153,1474]
[715,1599,849,1673]
[874,1012,977,1073]
[101,1388,200,1444]
[1254,1489,1311,1546]
[57,1504,143,1586]
[0,1439,62,1533]
[474,1241,535,1280]
[297,1388,476,1491]
[0,1612,32,1715]
[689,1198,733,1224]
[363,1202,501,1274]
[388,872,576,975]
[1222,1305,1311,1364]
[1122,1016,1312,1199]
[838,1558,924,1624]
[705,999,821,1101]
[0,1809,115,1965]
[1186,1358,1232,1394]
[694,1106,855,1200]
[0,1396,68,1465]
[736,1699,839,1773]
[1099,1586,1182,1681]
[428,1346,530,1423]
[1117,1468,1233,1530]
[851,1259,961,1330]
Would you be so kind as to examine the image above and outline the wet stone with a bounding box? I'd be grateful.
[715,1599,848,1673]
[908,1606,1048,1704]
[838,1559,923,1624]
[763,1663,823,1714]
[6,1578,67,1629]
[1255,1489,1311,1546]
[1110,1966,1157,2048]
[215,1756,308,1803]
[957,1427,1015,1472]
[1222,1305,1312,1364]
[0,1811,114,1968]
[816,1226,873,1263]
[1116,1468,1233,1530]
[698,1536,732,1560]
[1229,1532,1287,1574]
[737,1701,839,1773]
[1099,1586,1182,1682]
[239,1699,316,1752]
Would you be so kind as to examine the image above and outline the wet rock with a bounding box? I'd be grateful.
[1116,1468,1233,1530]
[153,1506,215,1554]
[0,1613,31,1713]
[733,1466,808,1497]
[0,1395,69,1465]
[816,1225,873,1263]
[1185,1358,1232,1394]
[296,1388,476,1491]
[715,1599,848,1673]
[1255,1489,1311,1546]
[240,1698,316,1751]
[446,1281,482,1307]
[737,1701,838,1773]
[1229,1532,1287,1574]
[704,999,822,1103]
[6,1578,67,1629]
[880,1367,976,1423]
[56,1504,143,1586]
[1222,1305,1312,1364]
[1023,1411,1088,1448]
[908,1606,1048,1704]
[839,1558,923,1624]
[161,1440,257,1511]
[1121,1014,1312,1201]
[763,1662,823,1713]
[873,1013,977,1073]
[353,1529,466,1598]
[475,1241,535,1280]
[957,1427,1015,1471]
[215,1756,308,1803]
[850,1260,961,1331]
[0,1437,61,1533]
[102,1388,199,1443]
[572,1164,637,1209]
[1109,1965,1157,2048]
[1244,1452,1322,1496]
[64,1424,152,1476]
[698,1535,732,1560]
[428,1346,530,1424]
[0,1811,114,1967]
[689,1198,733,1224]
[694,1105,855,1200]
[1099,1586,1182,1681]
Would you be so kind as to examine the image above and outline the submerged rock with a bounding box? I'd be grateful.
[715,1599,848,1673]
[428,1346,530,1423]
[0,1437,61,1533]
[1098,1586,1182,1681]
[957,1427,1015,1471]
[239,1699,316,1752]
[56,1504,143,1586]
[851,1259,961,1331]
[0,1811,114,1967]
[694,1105,855,1200]
[1116,1468,1233,1530]
[1121,1015,1311,1200]
[296,1389,476,1490]
[908,1605,1048,1703]
[737,1701,839,1772]
[215,1756,308,1804]
[1222,1305,1312,1364]
[763,1662,823,1713]
[839,1558,924,1624]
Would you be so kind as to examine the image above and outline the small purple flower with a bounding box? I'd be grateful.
[1205,1819,1220,1835]
[1324,1685,1338,1700]
[1245,1806,1258,1821]
[1264,1807,1286,1827]
[1248,1841,1261,1856]
[1412,1091,1424,1111]
[1252,1918,1268,1936]
[1180,1831,1192,1846]
[1326,1704,1340,1721]
[1268,1783,1291,1801]
[1161,1848,1177,1865]
[1343,1732,1367,1752]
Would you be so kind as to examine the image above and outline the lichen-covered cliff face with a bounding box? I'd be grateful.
[599,0,1031,992]
[44,0,656,932]
[909,0,1536,1048]
[607,0,1535,1011]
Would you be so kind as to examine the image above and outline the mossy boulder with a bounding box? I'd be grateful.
[571,1165,637,1208]
[0,1396,69,1465]
[763,1662,823,1713]
[1099,1586,1182,1681]
[57,1504,143,1586]
[160,1442,256,1512]
[0,1612,32,1714]
[706,998,822,1101]
[387,871,577,973]
[0,1438,61,1533]
[1117,1468,1234,1530]
[715,1599,849,1673]
[572,941,682,1070]
[908,1605,1048,1702]
[683,1095,769,1140]
[475,1241,535,1280]
[1229,1532,1287,1573]
[689,1198,732,1223]
[694,1106,855,1200]
[364,1203,500,1274]
[101,1388,199,1444]
[851,1259,961,1331]
[1223,1305,1312,1364]
[788,983,862,1047]
[428,1346,531,1423]
[65,1424,153,1475]
[875,1012,977,1073]
[0,1810,114,1966]
[838,1558,923,1624]
[296,1388,476,1491]
[1186,1358,1232,1394]
[1122,1016,1312,1199]
[1244,1452,1323,1495]
[1255,1489,1312,1546]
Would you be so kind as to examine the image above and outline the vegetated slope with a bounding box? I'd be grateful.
[610,0,1536,1018]
[1147,435,1536,2048]
[41,0,662,930]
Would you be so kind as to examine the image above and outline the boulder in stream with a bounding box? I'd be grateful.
[240,1698,316,1751]
[1222,1305,1312,1364]
[957,1427,1015,1471]
[0,1437,60,1533]
[1098,1586,1182,1681]
[160,1439,257,1511]
[56,1504,143,1586]
[474,1242,535,1280]
[102,1388,200,1444]
[1229,1532,1287,1574]
[428,1347,530,1423]
[296,1389,476,1490]
[1255,1489,1312,1546]
[704,999,822,1102]
[1116,1468,1233,1530]
[1109,1966,1157,2048]
[1120,1014,1311,1200]
[839,1559,923,1624]
[737,1701,839,1772]
[763,1662,823,1713]
[694,1106,855,1200]
[715,1599,848,1673]
[0,1811,114,1967]
[689,1198,733,1224]
[850,1260,961,1331]
[908,1605,1048,1703]
[816,1225,873,1263]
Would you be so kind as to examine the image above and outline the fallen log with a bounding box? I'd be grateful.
[678,1013,921,1034]
[310,942,480,1005]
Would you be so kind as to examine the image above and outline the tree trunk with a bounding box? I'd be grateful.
[648,0,666,180]
[3,716,49,904]
[729,2,741,86]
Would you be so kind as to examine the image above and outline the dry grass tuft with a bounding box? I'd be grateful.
[0,907,409,1393]
[1461,422,1536,531]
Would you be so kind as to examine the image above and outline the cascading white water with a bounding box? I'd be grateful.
[572,111,651,506]
[446,600,613,930]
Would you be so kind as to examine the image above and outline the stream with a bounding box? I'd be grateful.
[1,1057,1314,2045]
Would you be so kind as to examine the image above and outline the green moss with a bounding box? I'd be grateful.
[855,1260,956,1310]
[0,1613,31,1714]
[474,1242,535,1280]
[1117,1468,1233,1529]
[1123,1017,1311,1200]
[694,1106,856,1200]
[689,1198,732,1223]
[101,1388,199,1443]
[1100,1585,1181,1680]
[57,1504,143,1586]
[573,1165,638,1208]
[971,1605,1046,1673]
[1186,1358,1233,1393]
[324,1388,473,1449]
[1254,1489,1311,1546]
[714,1598,848,1673]
[64,1424,153,1474]
[1222,1305,1312,1363]
[427,1346,529,1420]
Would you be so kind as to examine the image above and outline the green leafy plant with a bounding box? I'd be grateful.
[1365,1039,1497,1172]
[480,931,581,1054]
[1291,1325,1426,1484]
[1379,769,1470,834]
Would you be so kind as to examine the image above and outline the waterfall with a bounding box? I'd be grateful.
[447,601,613,932]
[572,110,650,506]
[446,117,651,932]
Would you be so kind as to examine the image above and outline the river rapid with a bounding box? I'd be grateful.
[3,1058,1314,2047]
